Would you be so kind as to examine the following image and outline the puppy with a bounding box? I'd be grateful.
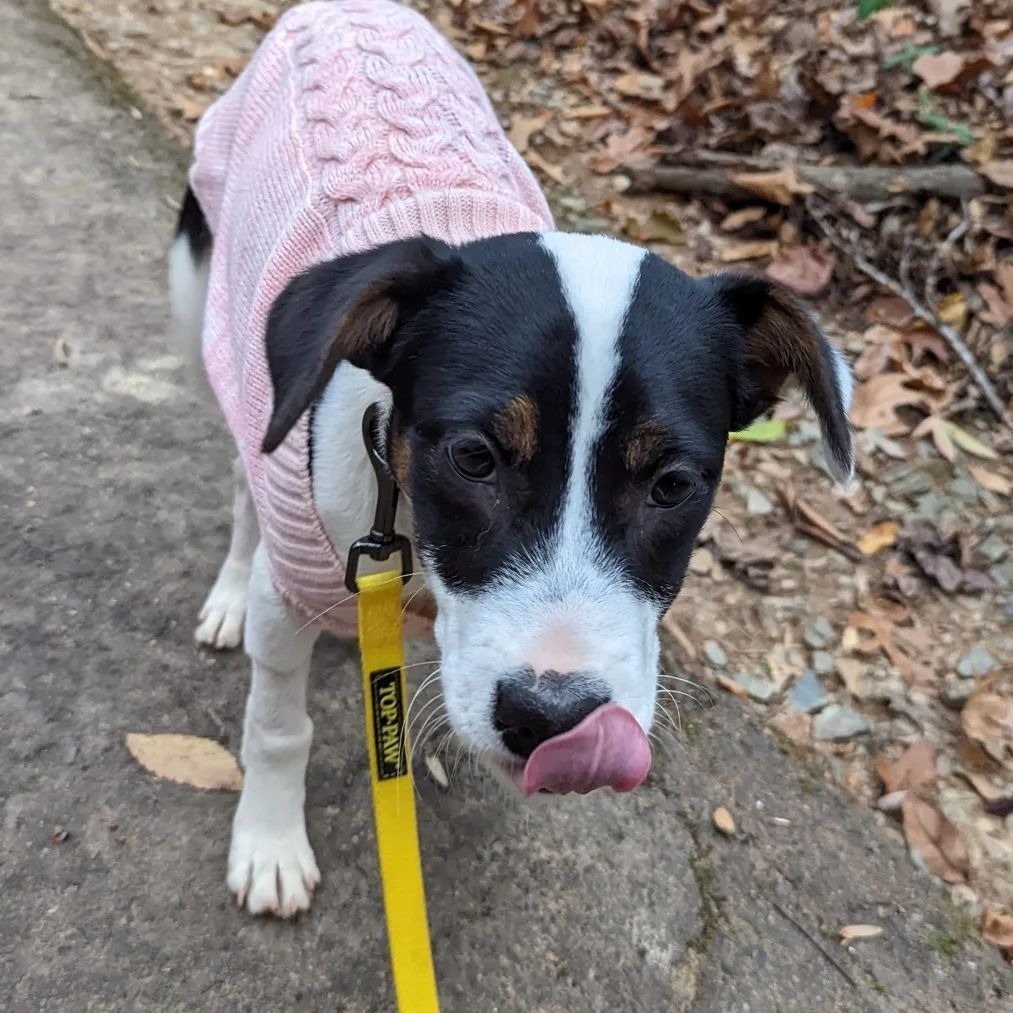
[169,0,852,917]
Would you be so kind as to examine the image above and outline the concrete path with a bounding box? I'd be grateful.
[0,3,1007,1009]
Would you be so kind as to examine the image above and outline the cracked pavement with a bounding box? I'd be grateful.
[1,2,1008,1009]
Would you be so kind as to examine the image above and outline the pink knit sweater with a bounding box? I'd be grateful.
[190,0,554,632]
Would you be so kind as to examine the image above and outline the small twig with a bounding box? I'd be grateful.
[808,197,1009,425]
[769,898,858,989]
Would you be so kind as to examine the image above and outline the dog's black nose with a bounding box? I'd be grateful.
[493,672,609,759]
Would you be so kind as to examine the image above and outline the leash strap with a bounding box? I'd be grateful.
[357,570,440,1013]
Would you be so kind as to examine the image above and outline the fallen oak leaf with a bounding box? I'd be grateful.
[126,732,243,791]
[508,110,552,154]
[876,740,937,795]
[900,793,968,883]
[765,247,836,296]
[847,611,934,685]
[961,692,1013,763]
[850,373,932,435]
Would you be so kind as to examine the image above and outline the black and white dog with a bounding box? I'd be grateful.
[169,55,852,923]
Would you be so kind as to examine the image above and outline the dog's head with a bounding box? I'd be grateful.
[263,233,852,795]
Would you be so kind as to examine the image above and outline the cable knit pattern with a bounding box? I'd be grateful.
[190,0,554,632]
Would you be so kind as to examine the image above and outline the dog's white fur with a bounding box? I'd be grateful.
[169,230,670,914]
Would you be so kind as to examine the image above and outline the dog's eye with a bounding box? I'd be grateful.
[448,437,496,482]
[649,470,694,509]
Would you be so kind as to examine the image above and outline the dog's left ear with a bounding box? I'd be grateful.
[261,236,461,453]
[715,274,854,483]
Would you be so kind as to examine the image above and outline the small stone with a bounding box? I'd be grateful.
[713,806,736,836]
[939,679,975,711]
[887,467,933,499]
[946,477,980,504]
[745,487,774,515]
[803,616,835,649]
[703,640,728,668]
[788,670,830,714]
[812,650,834,675]
[956,646,995,679]
[812,703,870,741]
[914,491,945,519]
[978,533,1007,563]
[729,672,780,702]
[62,743,79,765]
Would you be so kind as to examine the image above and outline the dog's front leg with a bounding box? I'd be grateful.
[228,544,320,917]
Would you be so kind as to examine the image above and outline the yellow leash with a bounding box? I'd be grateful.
[357,570,440,1013]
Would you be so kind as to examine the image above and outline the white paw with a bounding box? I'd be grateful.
[227,823,320,918]
[195,564,248,650]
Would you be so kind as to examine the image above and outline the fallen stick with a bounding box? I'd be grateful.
[625,163,986,202]
[807,198,1010,425]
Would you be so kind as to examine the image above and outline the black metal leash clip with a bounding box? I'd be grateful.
[344,403,413,594]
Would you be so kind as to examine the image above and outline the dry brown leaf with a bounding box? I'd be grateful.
[613,70,666,102]
[850,373,930,435]
[847,611,934,685]
[945,421,998,460]
[876,741,937,795]
[729,168,813,206]
[839,924,883,942]
[712,806,736,836]
[953,769,1003,802]
[913,52,965,89]
[961,693,1013,762]
[980,161,1013,188]
[981,909,1013,950]
[765,247,836,295]
[912,415,957,463]
[508,110,552,154]
[593,124,656,174]
[126,733,243,791]
[719,239,779,263]
[525,150,566,186]
[857,521,898,555]
[719,207,767,232]
[900,793,968,884]
[967,465,1011,496]
[174,96,207,122]
[775,483,859,559]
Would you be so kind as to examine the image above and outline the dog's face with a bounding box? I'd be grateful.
[263,232,852,794]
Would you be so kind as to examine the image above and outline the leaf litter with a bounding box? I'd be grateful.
[46,0,1013,959]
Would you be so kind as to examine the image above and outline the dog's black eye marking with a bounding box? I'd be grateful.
[448,435,497,482]
[648,469,696,509]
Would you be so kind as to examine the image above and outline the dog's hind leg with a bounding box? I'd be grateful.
[195,456,258,649]
[169,186,256,649]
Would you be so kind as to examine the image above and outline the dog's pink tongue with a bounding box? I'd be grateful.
[519,704,651,797]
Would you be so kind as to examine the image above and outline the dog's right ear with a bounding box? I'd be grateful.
[261,237,460,453]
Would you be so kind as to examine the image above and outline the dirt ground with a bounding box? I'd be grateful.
[1,0,1010,1009]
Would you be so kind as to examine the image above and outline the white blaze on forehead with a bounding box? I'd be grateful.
[538,233,646,558]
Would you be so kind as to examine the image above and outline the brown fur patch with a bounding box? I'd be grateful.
[625,419,669,473]
[389,426,412,491]
[493,394,539,464]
